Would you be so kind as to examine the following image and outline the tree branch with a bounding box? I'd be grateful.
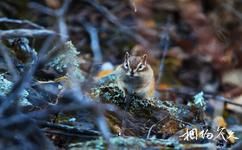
[0,29,59,39]
[0,17,45,29]
[37,120,100,136]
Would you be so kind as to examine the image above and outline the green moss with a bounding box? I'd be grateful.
[46,41,85,83]
[92,74,184,118]
[46,41,80,73]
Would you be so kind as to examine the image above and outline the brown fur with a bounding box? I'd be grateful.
[128,56,142,70]
[114,52,155,98]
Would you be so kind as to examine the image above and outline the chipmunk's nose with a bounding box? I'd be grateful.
[130,70,134,76]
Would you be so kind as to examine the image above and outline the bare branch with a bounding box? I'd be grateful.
[37,120,100,136]
[160,87,242,108]
[29,0,71,42]
[0,29,59,39]
[157,18,172,84]
[82,22,103,63]
[0,43,19,81]
[84,0,149,46]
[28,2,55,16]
[56,0,71,41]
[0,36,57,115]
[56,0,72,16]
[0,17,45,29]
[222,4,242,21]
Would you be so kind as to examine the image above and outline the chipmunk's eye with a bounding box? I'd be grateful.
[124,63,129,69]
[138,64,144,70]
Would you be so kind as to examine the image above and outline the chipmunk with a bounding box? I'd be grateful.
[114,52,155,98]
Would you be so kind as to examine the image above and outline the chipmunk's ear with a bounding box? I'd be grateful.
[142,54,147,65]
[125,52,130,61]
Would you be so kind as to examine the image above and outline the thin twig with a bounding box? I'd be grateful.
[0,17,45,29]
[222,4,242,21]
[43,130,99,139]
[0,36,57,115]
[84,0,149,46]
[37,120,100,136]
[28,2,55,16]
[56,0,72,17]
[159,87,242,108]
[146,124,156,139]
[31,83,114,141]
[56,0,71,41]
[96,113,111,141]
[146,115,170,139]
[82,22,103,63]
[0,43,19,81]
[29,0,71,41]
[157,18,172,84]
[0,29,58,39]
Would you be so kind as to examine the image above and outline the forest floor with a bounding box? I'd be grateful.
[0,0,242,149]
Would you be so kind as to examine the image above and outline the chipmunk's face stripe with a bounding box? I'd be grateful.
[123,61,129,70]
[136,62,145,71]
[123,52,148,76]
